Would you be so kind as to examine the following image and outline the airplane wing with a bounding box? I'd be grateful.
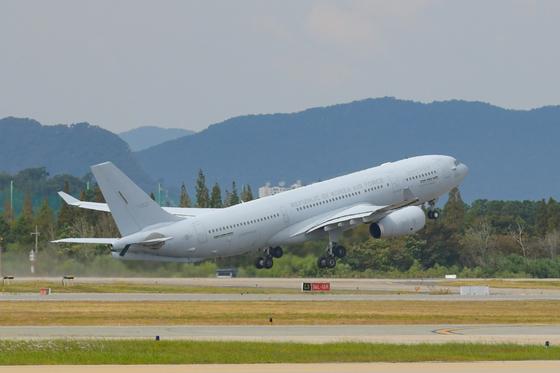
[291,197,419,237]
[58,191,217,217]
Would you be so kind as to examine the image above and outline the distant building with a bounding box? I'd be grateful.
[258,180,302,198]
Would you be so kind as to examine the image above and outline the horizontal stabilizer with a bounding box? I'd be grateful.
[51,238,117,245]
[58,191,218,217]
[58,191,110,212]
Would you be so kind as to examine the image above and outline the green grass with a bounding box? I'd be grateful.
[0,340,558,365]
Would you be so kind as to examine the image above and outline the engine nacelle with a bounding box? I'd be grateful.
[369,206,426,238]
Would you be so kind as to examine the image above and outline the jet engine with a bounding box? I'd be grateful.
[369,206,426,238]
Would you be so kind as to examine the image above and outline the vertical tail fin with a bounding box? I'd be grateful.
[91,162,181,236]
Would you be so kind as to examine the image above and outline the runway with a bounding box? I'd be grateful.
[2,277,558,345]
[1,324,559,344]
[1,362,560,373]
[12,276,560,291]
[3,277,559,301]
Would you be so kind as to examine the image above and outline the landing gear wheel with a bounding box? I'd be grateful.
[317,256,328,269]
[263,256,274,269]
[326,256,336,268]
[427,210,440,220]
[271,246,283,258]
[255,257,265,269]
[333,245,346,258]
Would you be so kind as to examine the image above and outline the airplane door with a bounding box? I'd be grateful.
[193,220,208,244]
[390,174,402,192]
[390,174,404,200]
[391,173,415,201]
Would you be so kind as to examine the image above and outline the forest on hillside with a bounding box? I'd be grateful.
[1,168,560,278]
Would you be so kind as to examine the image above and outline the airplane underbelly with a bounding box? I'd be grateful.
[232,229,260,252]
[201,231,232,257]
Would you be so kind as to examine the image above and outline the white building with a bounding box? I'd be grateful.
[258,180,302,198]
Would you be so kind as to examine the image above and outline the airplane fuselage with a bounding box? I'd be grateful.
[111,155,468,262]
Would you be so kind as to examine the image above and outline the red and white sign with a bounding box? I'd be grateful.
[302,282,330,291]
[312,282,330,291]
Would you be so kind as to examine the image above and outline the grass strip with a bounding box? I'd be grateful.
[0,282,300,294]
[0,340,558,365]
[0,300,559,325]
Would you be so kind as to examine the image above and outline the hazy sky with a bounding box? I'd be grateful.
[1,0,559,132]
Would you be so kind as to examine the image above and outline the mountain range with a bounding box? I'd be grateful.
[0,117,152,189]
[1,98,559,202]
[119,126,194,151]
[136,98,560,202]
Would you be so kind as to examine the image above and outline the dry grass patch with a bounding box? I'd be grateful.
[0,300,559,325]
[0,281,301,294]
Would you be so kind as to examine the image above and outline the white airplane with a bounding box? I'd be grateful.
[53,155,468,269]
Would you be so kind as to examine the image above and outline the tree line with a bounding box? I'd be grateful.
[176,169,254,208]
[339,188,560,278]
[0,167,252,247]
[1,167,560,278]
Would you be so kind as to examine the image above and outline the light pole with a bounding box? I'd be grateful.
[9,180,13,222]
[0,236,3,278]
[30,225,40,274]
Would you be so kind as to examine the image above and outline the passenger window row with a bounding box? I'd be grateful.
[296,191,361,212]
[406,170,437,182]
[365,184,383,192]
[209,213,280,234]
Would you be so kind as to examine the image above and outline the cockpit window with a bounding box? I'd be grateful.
[454,159,460,166]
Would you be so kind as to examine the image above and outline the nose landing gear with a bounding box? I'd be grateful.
[426,200,440,220]
[427,210,440,219]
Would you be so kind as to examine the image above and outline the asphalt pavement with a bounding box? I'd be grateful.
[1,324,558,344]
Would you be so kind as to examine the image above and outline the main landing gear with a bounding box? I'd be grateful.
[317,242,346,269]
[255,246,283,269]
[426,200,440,220]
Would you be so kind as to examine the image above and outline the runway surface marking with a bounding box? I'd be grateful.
[433,327,463,335]
[1,362,559,373]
